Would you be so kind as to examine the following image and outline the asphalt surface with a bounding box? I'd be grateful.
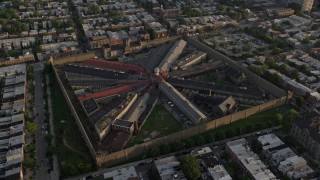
[34,62,51,180]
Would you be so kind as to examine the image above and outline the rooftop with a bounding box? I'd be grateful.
[227,138,276,180]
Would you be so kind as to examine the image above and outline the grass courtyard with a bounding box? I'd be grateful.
[48,66,93,177]
[200,104,293,137]
[127,104,183,146]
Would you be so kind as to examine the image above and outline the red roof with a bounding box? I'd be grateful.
[78,85,134,100]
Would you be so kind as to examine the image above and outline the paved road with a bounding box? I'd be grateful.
[34,62,51,180]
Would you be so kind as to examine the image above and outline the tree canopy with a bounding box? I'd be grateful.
[180,156,201,180]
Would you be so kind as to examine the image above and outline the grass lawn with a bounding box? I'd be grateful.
[48,68,94,177]
[201,104,293,137]
[196,76,235,85]
[127,104,183,146]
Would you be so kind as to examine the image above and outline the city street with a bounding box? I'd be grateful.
[33,62,51,180]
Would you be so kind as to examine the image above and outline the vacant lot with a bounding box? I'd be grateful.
[128,104,183,146]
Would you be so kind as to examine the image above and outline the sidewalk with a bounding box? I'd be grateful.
[46,75,60,180]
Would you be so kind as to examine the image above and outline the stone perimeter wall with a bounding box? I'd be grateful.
[50,38,290,167]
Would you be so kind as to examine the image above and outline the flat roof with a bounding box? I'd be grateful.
[159,81,206,123]
[258,133,285,151]
[227,139,276,180]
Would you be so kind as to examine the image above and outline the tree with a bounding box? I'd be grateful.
[148,147,161,157]
[314,40,320,48]
[149,166,159,180]
[178,18,187,25]
[286,109,300,121]
[249,67,264,76]
[45,134,54,142]
[225,129,235,138]
[217,5,227,13]
[170,141,184,151]
[301,37,310,44]
[215,131,226,140]
[296,96,305,107]
[272,47,281,55]
[275,113,283,124]
[287,2,301,13]
[180,156,201,180]
[87,3,101,14]
[24,157,36,169]
[26,121,37,134]
[251,138,262,153]
[311,24,320,30]
[204,133,215,143]
[193,135,205,146]
[160,144,171,154]
[78,162,92,173]
[47,144,56,156]
[25,143,36,153]
[149,29,157,40]
[184,138,195,148]
[63,163,79,176]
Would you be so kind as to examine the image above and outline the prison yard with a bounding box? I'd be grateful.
[48,34,291,172]
[127,104,183,146]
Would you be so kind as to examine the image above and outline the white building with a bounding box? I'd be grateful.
[227,139,276,180]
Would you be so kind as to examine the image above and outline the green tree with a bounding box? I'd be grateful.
[272,47,281,55]
[249,67,264,76]
[287,2,301,13]
[63,163,79,176]
[251,138,262,153]
[184,138,195,148]
[311,24,320,30]
[217,5,227,13]
[180,156,201,180]
[26,121,38,134]
[24,157,36,169]
[286,109,300,121]
[47,144,56,156]
[301,37,310,44]
[215,131,226,140]
[148,147,161,157]
[149,29,157,40]
[193,135,205,146]
[160,144,171,154]
[314,40,320,48]
[87,3,101,14]
[25,143,36,153]
[170,141,184,151]
[296,96,305,107]
[275,113,283,124]
[45,134,54,142]
[78,162,92,173]
[204,133,215,143]
[149,166,159,180]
